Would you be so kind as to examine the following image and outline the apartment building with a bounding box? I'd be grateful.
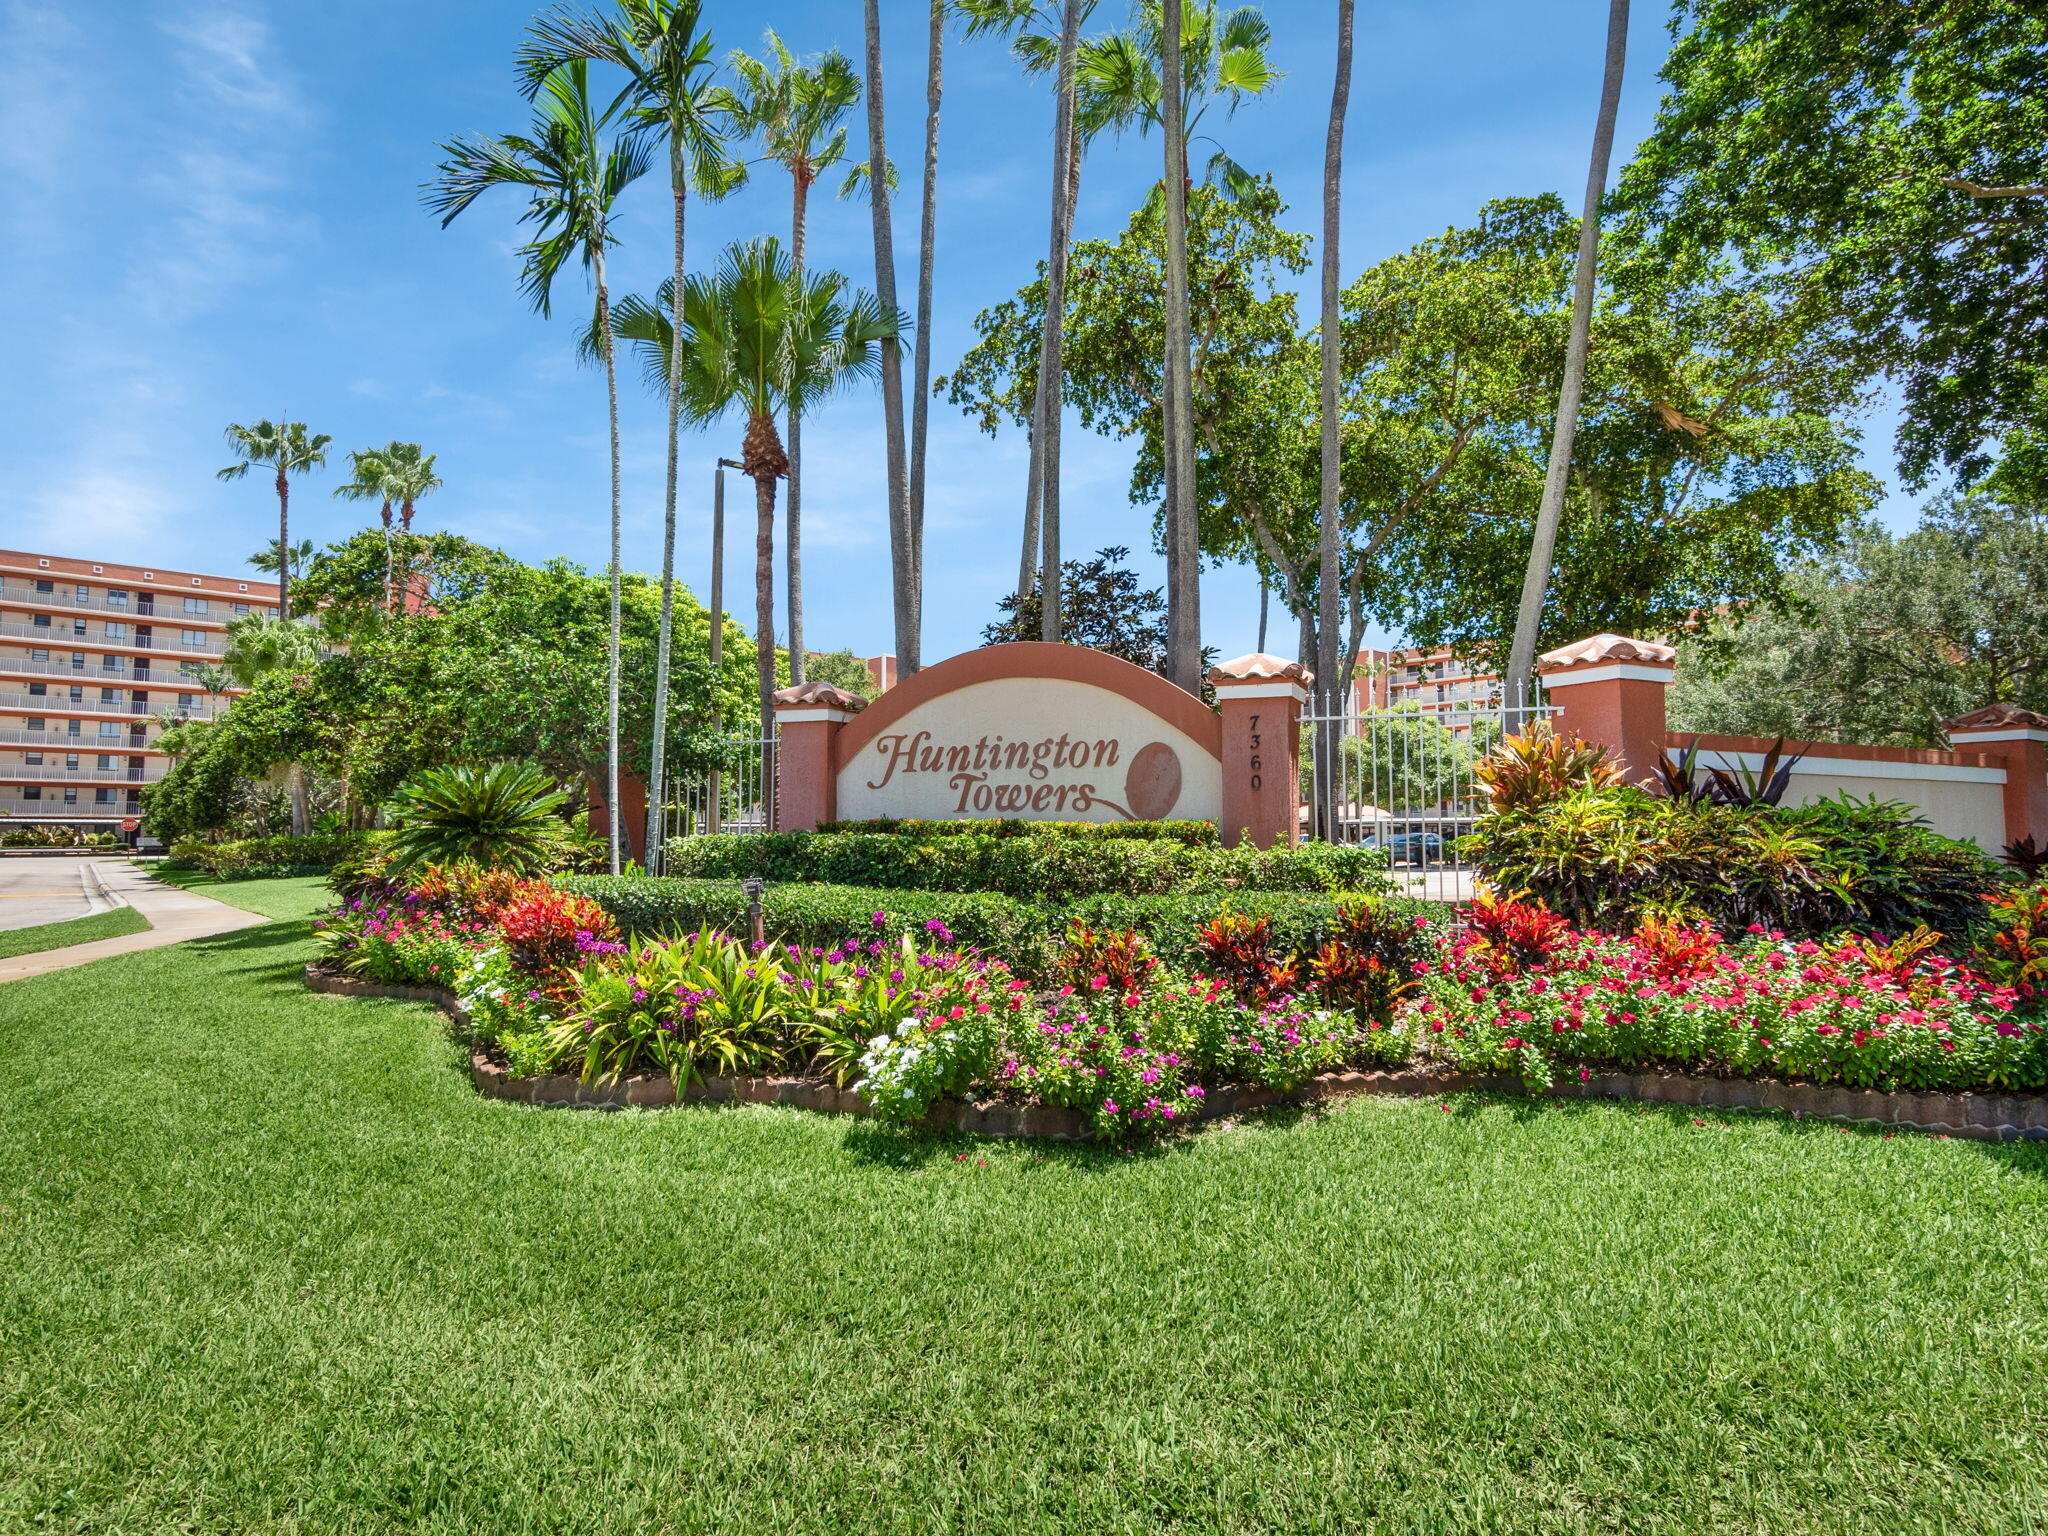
[1350,645,1505,723]
[0,549,279,837]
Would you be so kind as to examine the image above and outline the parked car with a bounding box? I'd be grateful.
[1364,829,1446,866]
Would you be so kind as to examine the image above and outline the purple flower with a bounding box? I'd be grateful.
[871,911,888,929]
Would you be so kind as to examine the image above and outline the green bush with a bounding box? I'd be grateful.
[561,875,1448,982]
[659,831,1390,903]
[1465,786,2008,939]
[185,832,373,882]
[813,817,1220,845]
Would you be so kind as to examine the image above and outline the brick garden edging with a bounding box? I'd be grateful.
[304,964,2048,1142]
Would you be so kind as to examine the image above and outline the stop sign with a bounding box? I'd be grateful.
[121,818,140,832]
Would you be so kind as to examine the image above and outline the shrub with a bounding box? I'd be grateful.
[1053,922,1157,993]
[813,817,1219,845]
[184,832,373,881]
[1474,724,1622,811]
[1975,884,2048,1007]
[494,886,619,977]
[1466,787,2007,940]
[382,761,575,875]
[658,830,1391,902]
[313,899,484,984]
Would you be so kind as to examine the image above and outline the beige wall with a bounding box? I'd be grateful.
[1692,748,2009,852]
[835,676,1223,824]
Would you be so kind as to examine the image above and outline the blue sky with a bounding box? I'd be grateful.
[0,0,1918,664]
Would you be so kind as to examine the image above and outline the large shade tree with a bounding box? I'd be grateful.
[1616,0,2048,488]
[425,58,651,873]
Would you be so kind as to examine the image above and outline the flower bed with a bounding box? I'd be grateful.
[312,859,2048,1141]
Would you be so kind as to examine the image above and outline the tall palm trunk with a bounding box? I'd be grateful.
[1160,0,1200,692]
[647,146,691,873]
[1018,104,1080,607]
[380,498,394,613]
[593,245,625,875]
[742,413,788,822]
[863,0,919,675]
[787,171,811,687]
[1314,0,1355,832]
[910,0,943,576]
[1505,0,1629,719]
[1034,0,1085,643]
[275,462,292,621]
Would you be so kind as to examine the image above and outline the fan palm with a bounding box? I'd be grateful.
[715,32,865,691]
[520,0,737,875]
[382,761,573,875]
[248,537,318,579]
[332,447,397,609]
[218,420,330,621]
[603,238,902,808]
[425,59,651,875]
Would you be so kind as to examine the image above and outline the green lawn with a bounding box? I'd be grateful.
[0,903,148,960]
[2,876,2047,1535]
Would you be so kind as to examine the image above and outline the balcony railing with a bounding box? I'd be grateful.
[0,578,275,624]
[0,764,161,784]
[0,689,221,719]
[0,726,154,747]
[0,619,230,656]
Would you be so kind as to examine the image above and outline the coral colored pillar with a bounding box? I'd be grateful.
[1208,654,1312,850]
[1946,706,2048,852]
[1534,634,1677,788]
[588,772,650,865]
[771,682,868,833]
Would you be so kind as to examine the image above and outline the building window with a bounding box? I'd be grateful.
[178,692,196,708]
[69,618,86,636]
[75,585,90,602]
[179,661,202,678]
[31,613,50,629]
[97,754,116,769]
[104,622,125,638]
[67,685,82,702]
[62,788,77,805]
[180,629,206,647]
[26,682,45,697]
[95,788,115,805]
[107,589,129,608]
[29,648,48,661]
[183,596,208,615]
[99,688,117,703]
[21,786,39,801]
[98,722,120,738]
[32,579,53,594]
[69,653,84,670]
[24,752,41,765]
[24,718,43,731]
[233,602,250,616]
[101,655,124,673]
[64,753,79,769]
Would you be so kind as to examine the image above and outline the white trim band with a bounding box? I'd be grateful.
[774,706,859,724]
[1212,681,1310,704]
[1537,662,1676,688]
[1950,728,2048,746]
[1693,749,2006,786]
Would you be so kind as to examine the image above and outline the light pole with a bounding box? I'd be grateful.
[705,458,743,835]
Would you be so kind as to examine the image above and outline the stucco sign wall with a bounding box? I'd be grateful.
[830,644,1223,825]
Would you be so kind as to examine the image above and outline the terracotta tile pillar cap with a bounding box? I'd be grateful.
[772,681,869,712]
[1208,652,1314,687]
[1945,703,2048,734]
[1536,633,1677,675]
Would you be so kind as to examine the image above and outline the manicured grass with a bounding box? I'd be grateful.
[0,904,147,960]
[2,876,2047,1534]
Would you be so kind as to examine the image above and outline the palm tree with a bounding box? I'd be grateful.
[911,3,946,580]
[248,537,318,578]
[223,612,325,836]
[861,0,920,675]
[1075,1,1279,203]
[425,58,651,874]
[520,0,735,875]
[218,420,330,622]
[604,238,902,807]
[1315,0,1354,825]
[1158,0,1199,694]
[1505,0,1630,720]
[332,447,398,607]
[715,32,863,690]
[378,443,442,610]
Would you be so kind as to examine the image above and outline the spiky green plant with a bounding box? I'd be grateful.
[382,762,575,875]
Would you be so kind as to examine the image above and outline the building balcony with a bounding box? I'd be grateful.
[0,577,275,626]
[0,727,159,748]
[0,763,161,784]
[0,690,224,720]
[0,653,236,687]
[0,619,232,656]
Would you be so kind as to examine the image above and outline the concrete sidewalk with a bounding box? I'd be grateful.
[0,861,269,984]
[0,854,116,932]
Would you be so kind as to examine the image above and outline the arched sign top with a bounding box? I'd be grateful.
[830,642,1223,825]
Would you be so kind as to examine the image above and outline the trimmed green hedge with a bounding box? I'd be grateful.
[659,831,1391,902]
[559,875,1450,980]
[813,817,1219,845]
[170,832,373,882]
